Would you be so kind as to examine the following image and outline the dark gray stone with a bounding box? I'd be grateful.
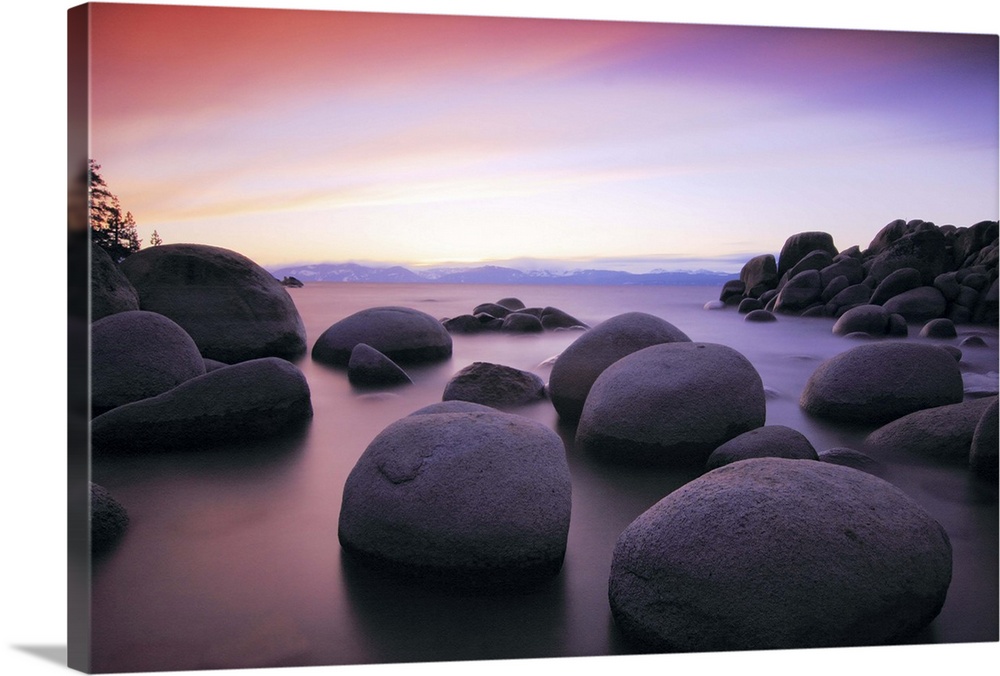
[609,458,952,652]
[313,306,453,366]
[500,312,544,333]
[737,297,763,314]
[920,318,957,339]
[91,357,313,453]
[338,410,572,590]
[739,254,778,297]
[870,267,923,305]
[744,309,777,322]
[91,310,206,415]
[817,447,886,477]
[496,297,526,311]
[540,307,589,330]
[969,398,999,477]
[800,342,964,424]
[472,302,511,318]
[773,270,823,313]
[719,279,746,304]
[577,342,765,466]
[442,362,546,409]
[120,243,307,363]
[820,257,865,288]
[866,229,951,285]
[832,305,890,337]
[91,244,140,321]
[408,401,497,416]
[91,483,129,554]
[882,286,947,322]
[865,397,997,464]
[777,232,838,279]
[348,343,412,387]
[548,312,690,423]
[705,425,817,470]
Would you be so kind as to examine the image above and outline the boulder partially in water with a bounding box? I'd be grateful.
[120,243,307,363]
[312,306,453,366]
[800,342,963,424]
[442,362,546,409]
[91,310,206,415]
[548,312,690,423]
[347,343,411,388]
[705,425,817,471]
[816,447,886,477]
[91,357,313,453]
[91,482,129,555]
[608,458,952,652]
[865,396,998,464]
[338,410,572,590]
[577,342,765,466]
[969,398,999,477]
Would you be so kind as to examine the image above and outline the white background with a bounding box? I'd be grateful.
[2,2,998,675]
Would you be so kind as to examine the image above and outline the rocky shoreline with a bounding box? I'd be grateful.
[87,225,997,653]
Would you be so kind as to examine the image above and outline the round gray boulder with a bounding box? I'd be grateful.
[608,458,952,652]
[832,305,891,337]
[442,362,546,409]
[338,410,572,589]
[577,342,765,466]
[408,401,497,416]
[548,312,690,422]
[800,342,963,424]
[312,306,453,366]
[816,447,886,477]
[500,312,544,333]
[744,309,777,322]
[705,425,817,471]
[348,343,411,387]
[865,396,997,464]
[91,310,206,415]
[91,482,129,554]
[920,318,958,339]
[91,243,140,321]
[91,357,313,453]
[882,286,947,322]
[119,243,307,363]
[777,232,838,279]
[969,398,998,477]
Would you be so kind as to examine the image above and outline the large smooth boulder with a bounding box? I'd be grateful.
[831,305,891,337]
[442,362,546,409]
[705,425,817,470]
[91,357,313,453]
[312,306,453,366]
[91,244,140,320]
[91,310,206,415]
[777,232,838,279]
[865,396,997,464]
[773,270,822,313]
[882,286,947,322]
[338,410,572,589]
[91,483,129,554]
[870,267,923,305]
[969,398,999,476]
[739,254,778,297]
[800,342,963,424]
[577,342,765,466]
[548,312,690,422]
[866,228,951,285]
[608,458,952,652]
[540,307,588,330]
[120,244,307,363]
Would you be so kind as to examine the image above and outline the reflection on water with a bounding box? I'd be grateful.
[90,284,999,672]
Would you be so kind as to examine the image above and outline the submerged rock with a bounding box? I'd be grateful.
[577,342,765,466]
[608,458,952,652]
[348,343,411,387]
[705,425,817,470]
[800,342,963,424]
[548,312,690,423]
[91,482,129,555]
[91,310,206,415]
[91,357,313,453]
[120,243,307,363]
[865,396,998,464]
[338,410,572,590]
[312,306,453,366]
[442,362,546,409]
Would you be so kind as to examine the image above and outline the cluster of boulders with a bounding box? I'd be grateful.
[441,297,588,334]
[89,243,316,550]
[720,219,999,330]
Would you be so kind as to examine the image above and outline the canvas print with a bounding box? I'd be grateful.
[68,2,999,673]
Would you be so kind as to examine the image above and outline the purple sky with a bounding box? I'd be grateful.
[86,2,998,271]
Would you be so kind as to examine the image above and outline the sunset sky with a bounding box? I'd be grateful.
[86,2,999,271]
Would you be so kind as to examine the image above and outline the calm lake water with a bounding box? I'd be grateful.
[90,283,999,672]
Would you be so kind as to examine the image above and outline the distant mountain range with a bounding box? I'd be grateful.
[267,262,732,286]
